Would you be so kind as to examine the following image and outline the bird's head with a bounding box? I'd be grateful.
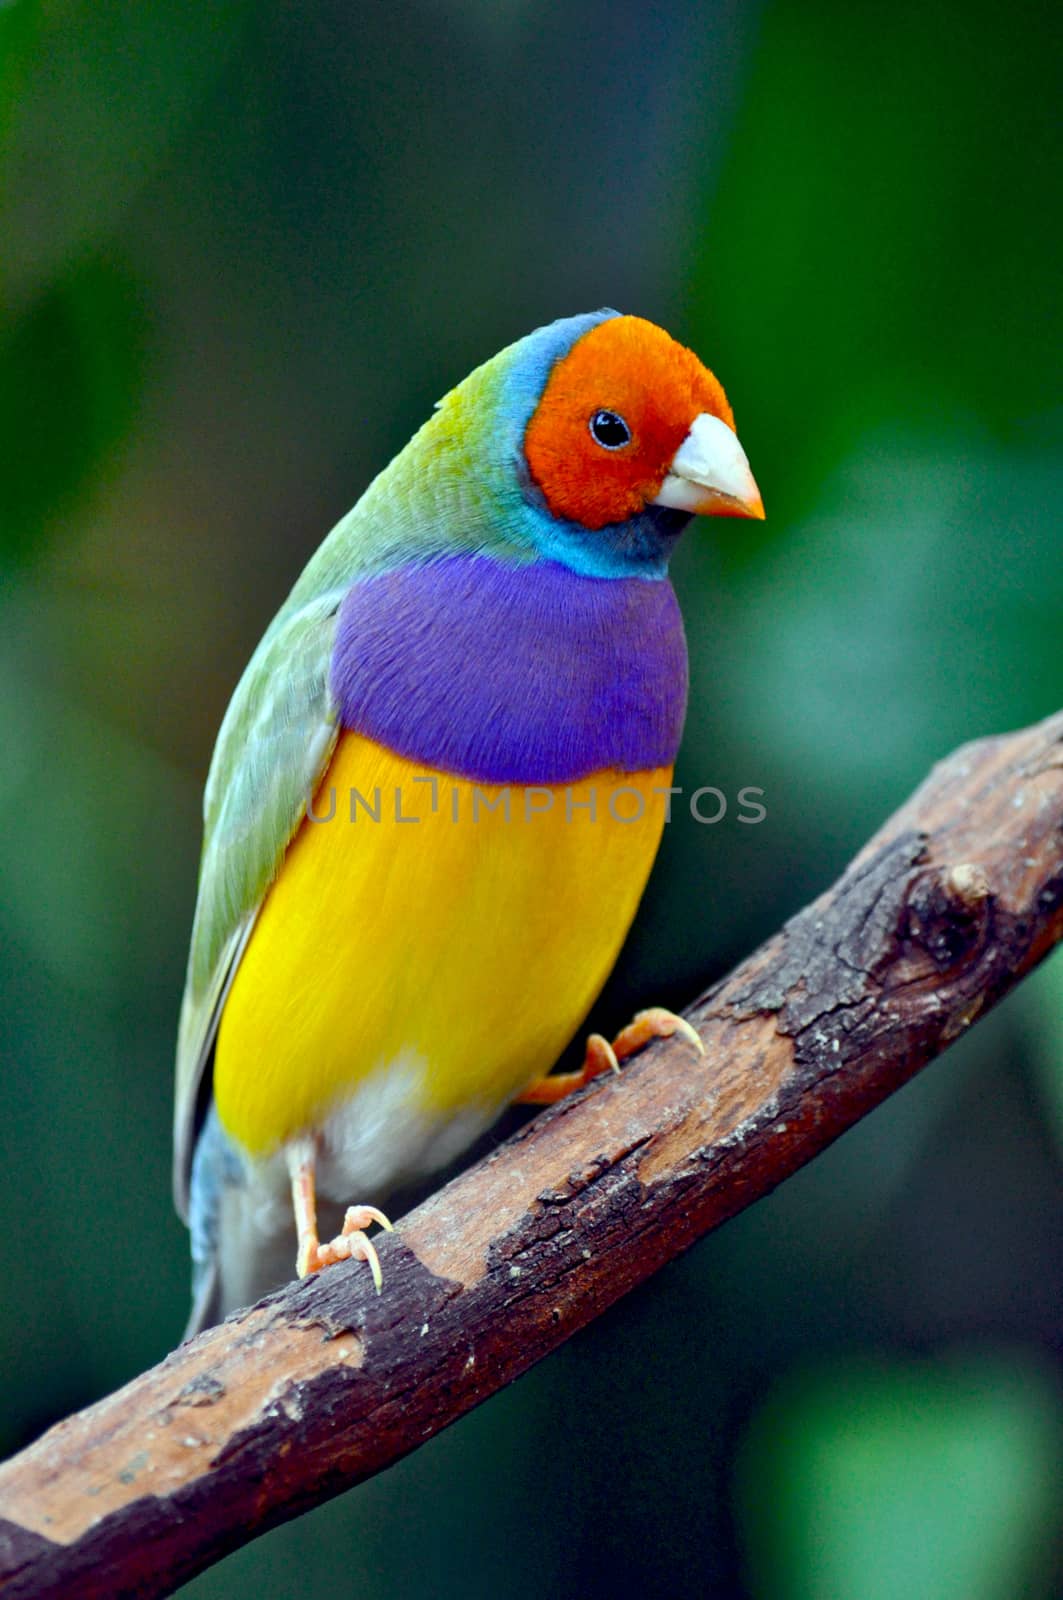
[524,312,762,527]
[476,310,763,579]
[387,310,763,583]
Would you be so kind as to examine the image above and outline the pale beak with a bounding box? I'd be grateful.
[650,413,765,520]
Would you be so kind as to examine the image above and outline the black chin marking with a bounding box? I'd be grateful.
[640,505,693,542]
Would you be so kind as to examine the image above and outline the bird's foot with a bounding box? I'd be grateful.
[287,1143,393,1291]
[515,1006,704,1105]
[296,1203,394,1291]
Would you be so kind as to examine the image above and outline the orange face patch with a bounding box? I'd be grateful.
[523,316,734,531]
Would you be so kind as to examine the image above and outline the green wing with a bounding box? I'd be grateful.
[173,587,346,1217]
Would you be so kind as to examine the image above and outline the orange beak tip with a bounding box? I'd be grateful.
[703,490,765,521]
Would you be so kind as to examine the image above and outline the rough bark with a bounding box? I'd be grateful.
[1,711,1061,1600]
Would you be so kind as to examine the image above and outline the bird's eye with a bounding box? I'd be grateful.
[589,409,631,450]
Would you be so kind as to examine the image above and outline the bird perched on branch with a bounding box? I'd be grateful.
[174,310,763,1334]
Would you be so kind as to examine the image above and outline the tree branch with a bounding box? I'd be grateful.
[2,712,1061,1600]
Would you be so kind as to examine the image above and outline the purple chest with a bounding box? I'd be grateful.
[329,554,688,784]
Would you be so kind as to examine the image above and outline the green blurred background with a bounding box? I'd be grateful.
[2,1,1060,1595]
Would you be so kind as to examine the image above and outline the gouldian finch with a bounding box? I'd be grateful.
[175,310,763,1333]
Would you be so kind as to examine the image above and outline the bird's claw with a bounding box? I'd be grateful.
[613,1006,705,1061]
[297,1203,393,1292]
[515,1005,702,1105]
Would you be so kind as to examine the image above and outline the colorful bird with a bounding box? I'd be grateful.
[175,310,763,1333]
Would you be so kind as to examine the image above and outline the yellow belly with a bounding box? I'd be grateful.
[215,731,672,1158]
